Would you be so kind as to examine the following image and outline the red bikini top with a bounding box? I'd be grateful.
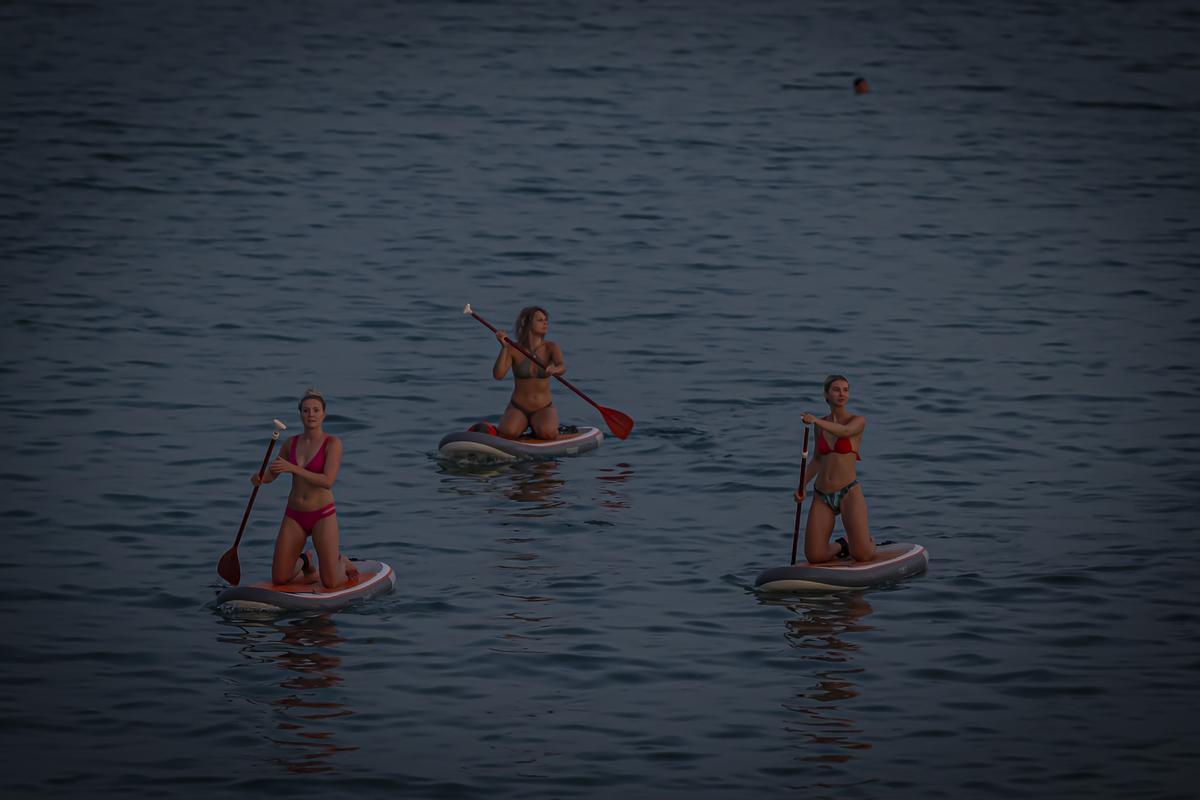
[288,436,330,472]
[816,418,861,460]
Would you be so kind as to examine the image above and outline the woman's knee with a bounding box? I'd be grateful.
[318,562,344,589]
[804,542,829,563]
[849,541,875,561]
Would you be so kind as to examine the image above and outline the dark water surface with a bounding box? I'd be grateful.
[2,1,1198,797]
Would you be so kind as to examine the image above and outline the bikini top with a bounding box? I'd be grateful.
[512,344,549,379]
[288,436,330,473]
[816,418,861,460]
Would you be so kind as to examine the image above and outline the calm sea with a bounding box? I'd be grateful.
[2,0,1198,797]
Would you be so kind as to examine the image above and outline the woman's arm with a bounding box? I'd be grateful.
[252,469,279,485]
[271,437,342,489]
[794,454,823,501]
[304,436,341,489]
[543,341,565,377]
[804,453,823,486]
[493,332,514,379]
[251,438,289,485]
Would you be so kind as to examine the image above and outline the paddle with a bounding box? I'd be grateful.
[217,418,287,585]
[462,303,634,439]
[789,425,811,565]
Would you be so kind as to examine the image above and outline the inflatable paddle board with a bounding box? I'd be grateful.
[216,560,395,615]
[438,425,602,464]
[755,543,928,592]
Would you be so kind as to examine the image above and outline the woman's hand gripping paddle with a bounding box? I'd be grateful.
[789,425,811,565]
[462,303,634,439]
[217,419,287,585]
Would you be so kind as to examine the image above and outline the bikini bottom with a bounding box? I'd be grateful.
[813,480,859,516]
[508,398,554,417]
[284,503,336,535]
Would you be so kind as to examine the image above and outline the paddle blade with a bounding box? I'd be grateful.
[217,547,241,586]
[599,406,634,440]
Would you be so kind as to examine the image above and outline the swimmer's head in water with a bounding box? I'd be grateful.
[853,76,869,94]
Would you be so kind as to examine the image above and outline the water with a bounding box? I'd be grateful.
[2,0,1198,797]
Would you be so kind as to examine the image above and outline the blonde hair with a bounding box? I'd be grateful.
[298,387,326,410]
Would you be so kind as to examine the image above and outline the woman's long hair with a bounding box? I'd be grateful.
[513,306,549,347]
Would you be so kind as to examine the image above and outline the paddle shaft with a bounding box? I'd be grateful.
[789,425,811,565]
[233,432,281,550]
[467,309,602,412]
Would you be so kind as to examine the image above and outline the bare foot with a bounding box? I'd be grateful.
[341,555,359,581]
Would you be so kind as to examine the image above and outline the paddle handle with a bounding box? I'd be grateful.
[789,426,811,565]
[464,304,600,412]
[232,425,284,549]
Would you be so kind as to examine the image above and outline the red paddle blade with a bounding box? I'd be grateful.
[599,406,634,440]
[217,548,241,586]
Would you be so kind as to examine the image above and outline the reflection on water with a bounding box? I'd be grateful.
[769,593,876,767]
[502,461,565,511]
[493,524,557,654]
[438,459,566,515]
[219,615,355,775]
[438,456,635,516]
[595,462,633,510]
[436,458,634,659]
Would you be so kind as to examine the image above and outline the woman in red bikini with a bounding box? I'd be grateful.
[492,306,565,440]
[793,375,876,563]
[251,388,358,588]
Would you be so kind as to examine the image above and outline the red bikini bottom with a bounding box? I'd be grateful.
[284,504,336,535]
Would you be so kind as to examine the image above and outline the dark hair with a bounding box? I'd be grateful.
[853,76,866,87]
[513,306,549,346]
[823,374,849,393]
[298,387,326,410]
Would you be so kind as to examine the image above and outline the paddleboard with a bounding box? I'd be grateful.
[755,543,928,592]
[438,425,603,463]
[216,560,395,615]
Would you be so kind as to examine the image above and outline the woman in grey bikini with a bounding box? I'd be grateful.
[492,306,565,440]
[793,375,876,563]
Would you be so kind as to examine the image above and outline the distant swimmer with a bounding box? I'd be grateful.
[853,76,870,94]
[252,388,359,588]
[793,375,876,563]
[492,306,565,440]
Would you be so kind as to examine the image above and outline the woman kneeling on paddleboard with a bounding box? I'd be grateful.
[492,306,565,440]
[252,388,358,588]
[794,375,876,563]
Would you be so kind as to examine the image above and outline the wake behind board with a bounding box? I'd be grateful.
[755,543,928,592]
[438,425,602,464]
[216,560,395,616]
